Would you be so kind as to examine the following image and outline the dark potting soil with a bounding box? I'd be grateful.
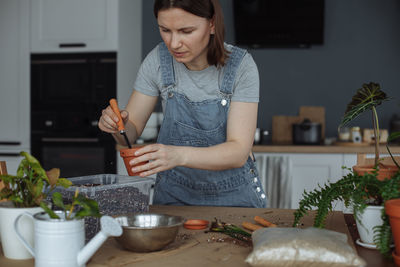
[50,185,150,242]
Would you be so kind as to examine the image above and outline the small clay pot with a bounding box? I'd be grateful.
[353,165,399,181]
[385,199,400,258]
[393,251,400,267]
[120,147,148,176]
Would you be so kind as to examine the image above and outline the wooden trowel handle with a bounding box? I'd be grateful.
[109,98,125,132]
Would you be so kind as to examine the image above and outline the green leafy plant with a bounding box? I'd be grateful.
[0,151,71,207]
[293,82,400,257]
[293,169,400,256]
[339,82,390,167]
[40,189,101,220]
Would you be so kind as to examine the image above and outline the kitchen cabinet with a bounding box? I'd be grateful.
[30,0,118,53]
[290,153,345,210]
[254,152,358,210]
[0,153,24,175]
[0,0,30,153]
[29,0,143,174]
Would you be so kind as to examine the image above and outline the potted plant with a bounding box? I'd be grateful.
[293,169,400,257]
[339,82,399,178]
[293,82,400,258]
[0,151,71,260]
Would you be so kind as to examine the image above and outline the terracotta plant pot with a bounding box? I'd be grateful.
[393,251,400,267]
[353,164,399,181]
[120,147,148,176]
[385,199,400,259]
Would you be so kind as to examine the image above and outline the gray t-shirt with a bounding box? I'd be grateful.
[133,43,259,111]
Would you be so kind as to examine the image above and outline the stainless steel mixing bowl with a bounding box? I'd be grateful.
[114,213,184,252]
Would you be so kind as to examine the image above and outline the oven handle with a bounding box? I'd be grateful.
[0,141,21,146]
[0,152,20,157]
[59,43,86,48]
[31,59,88,64]
[41,138,99,143]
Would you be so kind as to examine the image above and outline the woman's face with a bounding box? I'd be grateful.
[157,8,215,71]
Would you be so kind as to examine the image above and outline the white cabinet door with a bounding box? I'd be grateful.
[30,0,118,53]
[0,153,24,175]
[254,152,346,210]
[343,154,357,176]
[290,154,344,209]
[0,0,30,151]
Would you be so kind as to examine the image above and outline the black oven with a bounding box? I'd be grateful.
[31,135,116,178]
[31,52,116,112]
[31,53,117,177]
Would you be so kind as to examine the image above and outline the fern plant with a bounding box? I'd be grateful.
[293,168,400,257]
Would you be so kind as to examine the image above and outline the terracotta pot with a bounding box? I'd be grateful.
[120,147,148,176]
[393,251,400,267]
[385,199,400,258]
[353,164,399,181]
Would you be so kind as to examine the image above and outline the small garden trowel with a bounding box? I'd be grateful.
[109,98,132,149]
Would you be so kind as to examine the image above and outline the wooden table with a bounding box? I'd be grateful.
[344,214,395,267]
[0,206,396,266]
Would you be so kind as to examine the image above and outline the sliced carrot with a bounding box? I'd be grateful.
[242,221,263,231]
[254,215,277,227]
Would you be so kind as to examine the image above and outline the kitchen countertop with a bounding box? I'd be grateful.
[253,144,400,154]
[117,143,400,154]
[0,205,393,267]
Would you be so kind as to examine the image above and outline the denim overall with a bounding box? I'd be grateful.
[153,42,267,208]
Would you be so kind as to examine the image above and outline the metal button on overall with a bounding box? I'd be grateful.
[256,187,261,192]
[168,92,174,98]
[253,177,258,183]
[261,194,266,199]
[221,99,227,106]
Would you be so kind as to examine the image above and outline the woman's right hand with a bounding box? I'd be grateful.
[98,105,129,133]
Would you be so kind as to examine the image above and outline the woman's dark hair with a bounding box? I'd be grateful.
[154,0,229,67]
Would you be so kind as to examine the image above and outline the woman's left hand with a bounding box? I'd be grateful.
[129,144,182,177]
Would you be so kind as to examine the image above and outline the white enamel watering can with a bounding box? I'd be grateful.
[14,211,122,267]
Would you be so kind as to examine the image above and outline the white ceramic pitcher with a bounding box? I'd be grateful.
[14,211,122,267]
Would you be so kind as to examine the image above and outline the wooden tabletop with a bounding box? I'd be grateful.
[0,206,396,267]
[344,214,395,267]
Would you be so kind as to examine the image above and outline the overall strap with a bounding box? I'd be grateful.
[220,46,247,95]
[159,42,175,87]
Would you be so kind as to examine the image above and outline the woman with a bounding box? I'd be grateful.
[98,0,266,208]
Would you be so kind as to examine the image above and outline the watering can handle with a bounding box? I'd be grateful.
[14,212,35,257]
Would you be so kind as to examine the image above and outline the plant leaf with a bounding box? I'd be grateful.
[20,151,40,165]
[56,178,72,188]
[40,202,60,219]
[46,168,60,187]
[339,82,389,129]
[387,131,400,143]
[0,174,15,184]
[73,194,101,219]
[33,179,44,198]
[52,192,65,210]
[16,159,27,178]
